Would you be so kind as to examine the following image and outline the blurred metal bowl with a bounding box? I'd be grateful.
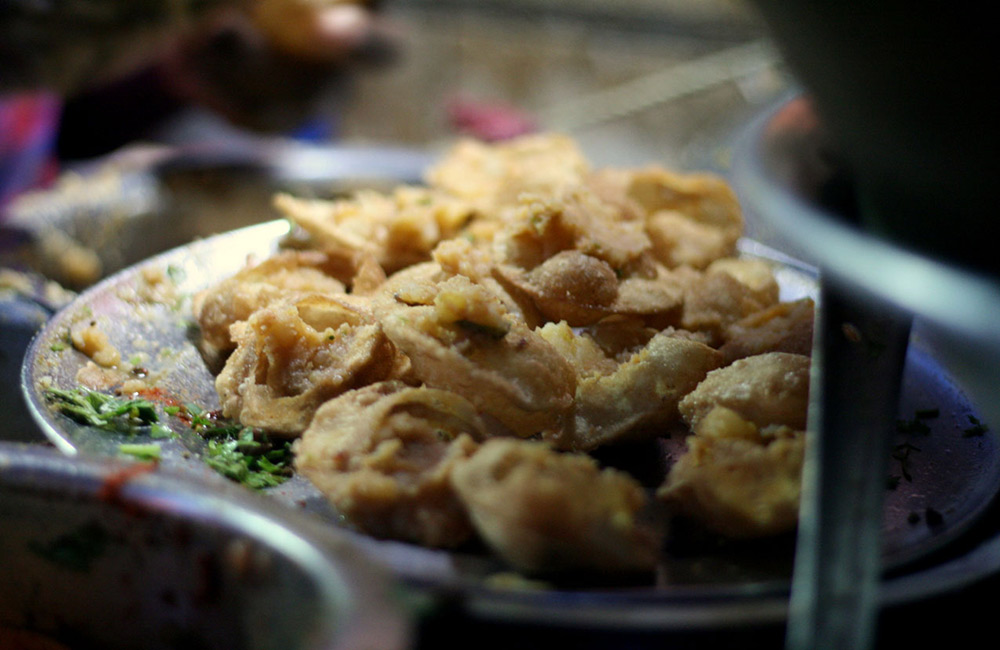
[1,140,434,290]
[731,93,1000,434]
[0,441,412,650]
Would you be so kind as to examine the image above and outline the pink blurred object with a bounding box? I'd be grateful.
[0,92,61,213]
[446,96,537,141]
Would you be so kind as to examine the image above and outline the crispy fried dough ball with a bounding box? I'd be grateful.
[376,275,576,438]
[720,297,815,364]
[295,380,483,547]
[216,293,407,436]
[275,186,477,274]
[425,133,591,212]
[680,260,781,345]
[679,352,811,432]
[494,188,685,326]
[192,250,349,361]
[538,322,722,450]
[587,165,743,269]
[451,438,660,574]
[658,406,804,538]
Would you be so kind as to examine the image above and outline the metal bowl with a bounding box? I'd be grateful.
[731,93,1000,435]
[0,441,411,650]
[1,140,434,290]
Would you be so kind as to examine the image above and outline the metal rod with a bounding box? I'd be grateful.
[785,280,912,650]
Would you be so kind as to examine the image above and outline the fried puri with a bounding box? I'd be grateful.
[451,438,660,574]
[658,406,804,538]
[216,293,406,436]
[295,381,483,547]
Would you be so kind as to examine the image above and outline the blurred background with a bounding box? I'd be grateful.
[10,0,792,175]
[329,0,789,168]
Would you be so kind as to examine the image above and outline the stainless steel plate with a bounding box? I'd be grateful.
[19,219,1000,631]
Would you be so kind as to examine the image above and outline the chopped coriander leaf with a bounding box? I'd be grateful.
[189,418,293,490]
[119,443,162,461]
[203,433,293,490]
[184,402,215,429]
[150,423,176,439]
[166,264,186,283]
[45,388,158,433]
[891,441,921,482]
[963,415,989,438]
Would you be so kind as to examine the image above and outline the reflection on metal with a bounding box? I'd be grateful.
[536,39,781,132]
[0,442,411,650]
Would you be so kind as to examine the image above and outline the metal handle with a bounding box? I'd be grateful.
[786,280,912,650]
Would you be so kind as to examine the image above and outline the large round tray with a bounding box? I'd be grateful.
[20,216,1000,634]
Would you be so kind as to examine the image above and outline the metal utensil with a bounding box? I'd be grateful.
[733,95,1000,650]
[786,284,911,649]
[0,441,411,650]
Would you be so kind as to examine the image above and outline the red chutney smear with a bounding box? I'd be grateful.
[125,386,221,427]
[128,386,182,409]
[98,461,159,503]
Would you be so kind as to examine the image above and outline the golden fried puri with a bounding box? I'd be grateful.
[451,438,660,574]
[424,133,591,213]
[216,293,406,436]
[377,275,576,438]
[678,351,812,432]
[191,132,819,568]
[719,297,816,364]
[295,381,483,547]
[538,321,722,450]
[274,186,476,274]
[191,250,349,361]
[657,406,804,538]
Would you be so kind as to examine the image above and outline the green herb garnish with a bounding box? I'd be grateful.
[180,404,293,489]
[45,388,158,434]
[118,442,162,461]
[963,415,989,438]
[891,441,921,482]
[202,426,293,490]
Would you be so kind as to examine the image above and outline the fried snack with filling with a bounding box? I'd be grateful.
[494,188,685,326]
[679,352,811,432]
[657,406,804,538]
[274,186,476,274]
[538,320,722,450]
[425,133,590,215]
[432,237,544,328]
[376,241,542,331]
[587,166,743,269]
[376,274,576,438]
[295,381,484,548]
[451,438,660,574]
[192,250,351,361]
[680,258,781,345]
[719,297,815,364]
[216,293,407,437]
